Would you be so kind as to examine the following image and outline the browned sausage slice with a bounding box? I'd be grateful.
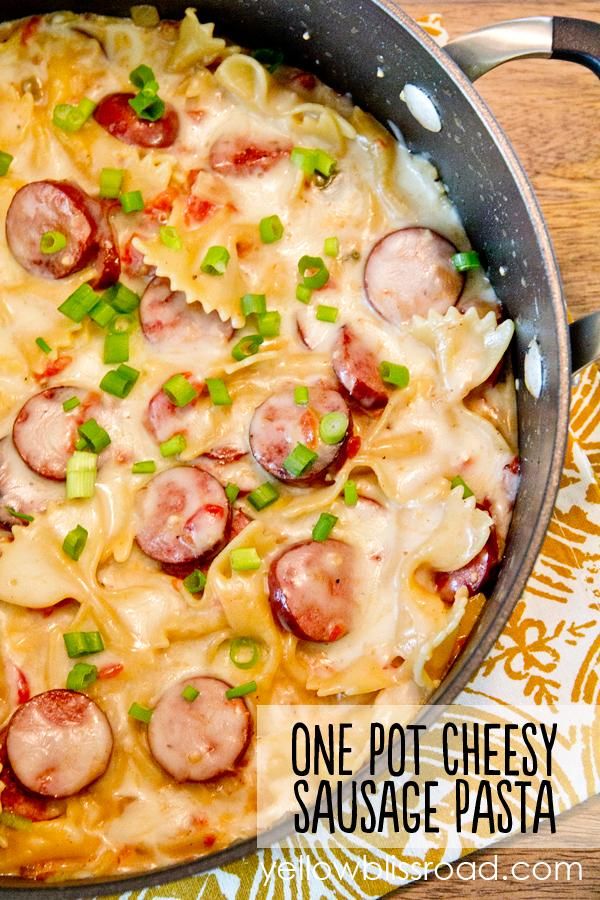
[434,526,499,604]
[249,385,351,484]
[148,676,252,782]
[0,436,64,528]
[12,387,100,481]
[93,93,179,148]
[146,376,200,443]
[85,197,121,289]
[364,227,464,325]
[268,539,357,642]
[209,134,292,176]
[6,690,113,798]
[135,467,230,566]
[140,276,233,347]
[0,728,65,821]
[332,325,389,411]
[6,180,98,280]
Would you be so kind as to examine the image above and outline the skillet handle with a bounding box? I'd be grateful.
[445,16,600,373]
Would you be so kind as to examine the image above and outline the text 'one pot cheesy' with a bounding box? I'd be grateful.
[0,8,518,881]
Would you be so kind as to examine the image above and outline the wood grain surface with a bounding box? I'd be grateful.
[387,2,600,897]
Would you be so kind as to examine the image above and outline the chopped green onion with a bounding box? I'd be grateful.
[162,373,198,407]
[129,92,165,121]
[103,282,140,313]
[232,334,263,361]
[251,47,284,73]
[109,313,136,334]
[291,146,337,178]
[62,396,80,412]
[128,702,153,723]
[40,230,67,255]
[259,214,284,244]
[205,377,232,406]
[226,680,257,699]
[225,483,240,504]
[66,662,97,691]
[298,254,329,290]
[229,637,260,670]
[315,304,338,323]
[5,506,34,523]
[452,250,481,272]
[344,480,358,506]
[131,5,160,27]
[78,97,97,120]
[294,385,309,405]
[75,438,88,451]
[52,98,96,132]
[78,419,111,453]
[62,524,89,561]
[35,336,52,354]
[183,569,207,594]
[200,245,230,275]
[132,459,156,474]
[0,151,14,176]
[450,475,474,499]
[160,433,186,457]
[66,452,97,500]
[99,167,124,199]
[89,300,117,328]
[296,284,312,304]
[103,332,129,364]
[283,442,318,478]
[379,360,410,388]
[159,225,183,250]
[247,482,279,510]
[230,547,261,572]
[319,411,349,444]
[323,236,339,258]
[312,512,337,542]
[241,293,267,317]
[257,311,281,338]
[181,684,199,702]
[63,631,104,658]
[120,190,144,213]
[58,283,98,322]
[0,811,32,831]
[100,364,140,398]
[129,64,159,93]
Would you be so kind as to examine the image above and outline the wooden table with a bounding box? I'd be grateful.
[389,2,600,896]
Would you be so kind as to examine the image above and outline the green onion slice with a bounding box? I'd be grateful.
[40,230,67,255]
[379,360,410,388]
[241,293,267,317]
[35,336,52,354]
[205,377,232,406]
[120,190,144,213]
[291,146,337,178]
[183,569,207,594]
[295,284,312,304]
[5,506,34,523]
[323,236,339,257]
[247,482,279,511]
[58,283,98,322]
[181,684,200,702]
[162,373,198,407]
[129,92,165,121]
[450,475,474,499]
[160,433,186,457]
[99,167,124,199]
[452,250,481,271]
[103,332,129,364]
[259,214,284,244]
[0,151,14,177]
[225,483,240,504]
[344,480,358,506]
[129,64,159,93]
[319,411,349,445]
[132,459,156,474]
[294,385,309,405]
[109,313,136,334]
[312,512,337,542]
[200,245,230,275]
[128,701,153,723]
[63,396,80,412]
[232,334,263,362]
[66,662,97,691]
[52,98,96,133]
[257,311,281,338]
[62,524,89,561]
[283,442,318,478]
[230,547,261,572]
[131,5,160,27]
[78,419,111,453]
[89,300,117,328]
[100,364,140,398]
[229,637,260,670]
[103,282,140,313]
[63,631,104,658]
[66,452,97,500]
[298,254,329,290]
[159,225,183,250]
[225,680,257,699]
[316,304,338,323]
[0,810,32,831]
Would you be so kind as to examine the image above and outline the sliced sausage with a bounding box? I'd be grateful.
[6,690,113,798]
[268,539,357,642]
[332,325,389,411]
[146,376,200,444]
[0,729,65,821]
[140,276,233,347]
[209,134,292,176]
[93,92,179,148]
[0,436,64,528]
[434,526,499,604]
[135,467,230,566]
[364,227,464,326]
[6,180,98,280]
[148,676,252,782]
[85,197,120,289]
[249,385,351,484]
[12,387,100,481]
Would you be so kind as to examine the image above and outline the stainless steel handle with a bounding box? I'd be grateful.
[446,16,600,373]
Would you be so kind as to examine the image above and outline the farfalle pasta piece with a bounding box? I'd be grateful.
[285,101,356,154]
[214,54,270,110]
[410,305,514,399]
[167,8,232,71]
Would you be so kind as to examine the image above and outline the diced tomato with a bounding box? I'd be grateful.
[15,667,30,705]
[185,197,216,226]
[34,355,72,383]
[203,834,216,848]
[145,188,178,223]
[204,504,226,517]
[291,71,317,91]
[346,435,361,458]
[98,663,124,680]
[21,15,41,45]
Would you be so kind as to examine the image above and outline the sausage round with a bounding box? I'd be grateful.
[6,690,113,798]
[209,133,291,176]
[6,180,98,280]
[268,539,356,642]
[86,197,121,289]
[146,376,201,444]
[0,729,65,821]
[148,676,252,782]
[434,526,499,604]
[135,467,230,566]
[140,276,233,347]
[249,385,351,484]
[12,387,100,481]
[0,436,64,528]
[93,92,179,148]
[364,227,464,325]
[332,325,389,411]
